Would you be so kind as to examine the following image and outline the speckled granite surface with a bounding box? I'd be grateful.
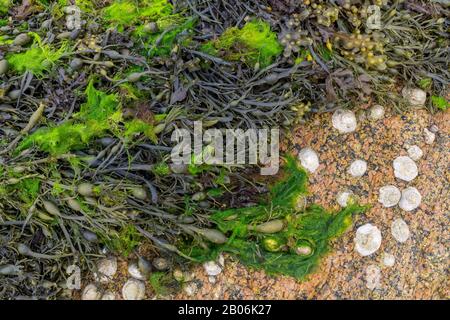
[170,108,449,300]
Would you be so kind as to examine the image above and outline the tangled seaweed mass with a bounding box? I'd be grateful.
[0,0,448,299]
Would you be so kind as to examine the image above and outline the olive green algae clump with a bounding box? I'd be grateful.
[184,156,366,280]
[201,20,283,68]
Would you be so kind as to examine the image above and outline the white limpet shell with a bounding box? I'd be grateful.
[348,159,367,177]
[297,147,319,173]
[378,185,401,208]
[203,261,222,276]
[369,105,385,120]
[337,190,353,207]
[399,187,422,211]
[382,253,395,267]
[332,109,357,133]
[354,223,382,257]
[208,276,216,284]
[122,279,146,300]
[402,87,427,106]
[183,282,199,297]
[365,264,381,290]
[128,263,147,281]
[94,257,117,283]
[101,291,116,300]
[81,284,102,300]
[391,218,410,243]
[393,156,418,182]
[407,145,423,161]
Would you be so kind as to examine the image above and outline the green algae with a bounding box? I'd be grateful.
[431,95,449,111]
[0,0,11,15]
[149,272,170,296]
[102,0,196,57]
[152,161,170,176]
[55,0,95,12]
[104,224,142,257]
[2,177,41,210]
[103,1,138,26]
[200,19,283,67]
[103,0,174,27]
[7,33,67,76]
[17,80,121,155]
[16,178,41,206]
[143,17,196,57]
[17,80,163,155]
[124,119,157,142]
[183,156,367,280]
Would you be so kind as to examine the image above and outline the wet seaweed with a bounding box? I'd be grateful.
[0,0,447,299]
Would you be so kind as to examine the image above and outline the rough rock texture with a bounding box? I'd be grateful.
[171,108,449,300]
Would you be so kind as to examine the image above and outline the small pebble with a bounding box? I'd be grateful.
[170,163,187,174]
[382,253,395,267]
[94,257,117,283]
[378,185,401,208]
[402,87,427,106]
[8,89,21,100]
[337,190,353,207]
[399,187,421,211]
[365,265,381,290]
[423,128,435,145]
[13,33,31,46]
[348,159,367,177]
[368,105,385,120]
[0,59,8,75]
[81,284,102,300]
[122,279,146,300]
[203,261,222,276]
[393,156,418,182]
[297,147,319,173]
[332,109,357,133]
[131,186,147,200]
[69,58,83,71]
[429,125,439,133]
[391,218,410,243]
[407,145,423,161]
[355,224,382,257]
